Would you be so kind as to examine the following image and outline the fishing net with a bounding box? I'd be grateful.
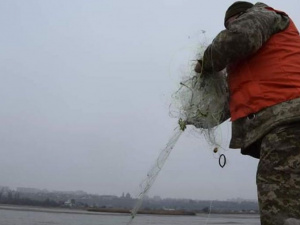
[127,47,230,225]
[171,52,230,147]
[127,128,183,224]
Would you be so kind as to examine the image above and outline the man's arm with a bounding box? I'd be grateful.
[201,3,289,73]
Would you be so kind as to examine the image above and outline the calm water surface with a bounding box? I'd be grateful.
[0,206,260,225]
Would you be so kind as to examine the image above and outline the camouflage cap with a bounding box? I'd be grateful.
[224,1,253,26]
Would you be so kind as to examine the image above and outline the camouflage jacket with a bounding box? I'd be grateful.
[201,3,300,155]
[202,2,289,73]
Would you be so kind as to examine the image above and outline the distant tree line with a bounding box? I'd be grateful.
[0,188,258,213]
[0,190,60,207]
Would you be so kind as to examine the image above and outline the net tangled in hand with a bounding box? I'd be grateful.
[171,60,230,146]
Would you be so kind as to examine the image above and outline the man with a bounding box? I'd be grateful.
[194,2,300,225]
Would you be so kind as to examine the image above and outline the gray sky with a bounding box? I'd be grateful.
[0,0,299,201]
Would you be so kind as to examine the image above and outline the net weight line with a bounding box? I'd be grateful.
[127,128,183,225]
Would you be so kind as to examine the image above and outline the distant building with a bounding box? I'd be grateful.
[125,193,131,199]
[100,195,118,200]
[64,199,76,207]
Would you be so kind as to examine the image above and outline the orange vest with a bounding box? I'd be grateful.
[228,10,300,121]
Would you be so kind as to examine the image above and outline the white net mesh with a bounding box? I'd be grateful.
[127,128,183,225]
[171,55,230,147]
[127,47,230,225]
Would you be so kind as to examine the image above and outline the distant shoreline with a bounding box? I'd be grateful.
[87,208,196,216]
[0,204,195,216]
[0,204,258,216]
[0,204,112,216]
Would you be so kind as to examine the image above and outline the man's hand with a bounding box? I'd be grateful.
[194,60,202,73]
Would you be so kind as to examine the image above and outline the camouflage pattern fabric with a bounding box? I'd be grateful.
[196,2,300,155]
[194,2,300,223]
[197,1,296,153]
[201,2,289,74]
[257,123,300,225]
[284,218,300,225]
[231,97,300,158]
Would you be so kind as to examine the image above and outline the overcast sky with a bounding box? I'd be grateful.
[0,0,299,201]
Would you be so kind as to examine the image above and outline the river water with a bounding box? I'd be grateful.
[0,205,260,225]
